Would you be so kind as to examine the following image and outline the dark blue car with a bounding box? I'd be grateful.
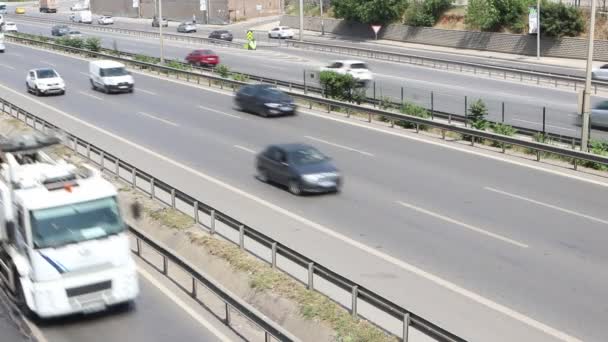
[256,144,341,195]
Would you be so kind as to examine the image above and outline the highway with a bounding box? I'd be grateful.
[6,13,608,141]
[1,40,607,342]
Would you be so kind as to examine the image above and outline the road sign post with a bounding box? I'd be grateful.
[371,25,381,40]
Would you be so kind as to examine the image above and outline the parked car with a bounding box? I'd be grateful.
[185,49,219,67]
[208,30,233,41]
[97,15,114,25]
[591,101,608,129]
[268,26,294,39]
[3,22,17,33]
[51,24,70,36]
[177,21,196,33]
[320,60,374,86]
[152,16,168,27]
[67,30,82,38]
[26,68,65,96]
[234,84,296,117]
[89,60,134,94]
[15,7,26,14]
[256,144,341,195]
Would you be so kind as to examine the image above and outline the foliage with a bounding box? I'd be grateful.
[379,96,396,110]
[319,71,360,102]
[581,139,608,170]
[490,123,517,147]
[55,37,84,49]
[468,99,489,131]
[215,64,230,78]
[232,73,249,82]
[332,0,408,25]
[465,0,533,32]
[395,102,430,130]
[540,1,584,38]
[164,60,190,70]
[134,54,160,65]
[83,37,101,52]
[405,2,435,27]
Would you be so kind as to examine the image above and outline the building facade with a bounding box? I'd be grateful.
[91,0,280,24]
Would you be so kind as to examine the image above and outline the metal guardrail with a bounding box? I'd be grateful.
[283,40,608,95]
[9,34,605,164]
[0,96,466,342]
[128,225,299,342]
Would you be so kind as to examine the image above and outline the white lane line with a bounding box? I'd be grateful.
[234,145,256,154]
[78,91,103,101]
[485,186,608,225]
[10,52,23,57]
[0,60,584,341]
[512,118,577,132]
[0,63,16,70]
[198,105,241,119]
[396,200,529,249]
[41,61,56,67]
[137,266,232,342]
[136,111,179,127]
[137,88,157,96]
[304,135,374,156]
[79,71,89,77]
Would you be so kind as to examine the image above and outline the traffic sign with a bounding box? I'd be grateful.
[371,25,382,40]
[246,30,254,41]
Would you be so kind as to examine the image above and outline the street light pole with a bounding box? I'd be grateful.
[536,0,540,59]
[581,0,598,151]
[320,0,324,36]
[158,0,165,63]
[299,0,304,41]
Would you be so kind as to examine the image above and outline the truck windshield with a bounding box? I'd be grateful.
[30,197,124,249]
[100,67,128,77]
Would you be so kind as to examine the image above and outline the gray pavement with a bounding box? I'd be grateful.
[7,15,608,141]
[0,43,606,341]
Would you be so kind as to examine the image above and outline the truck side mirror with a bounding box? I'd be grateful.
[5,221,15,243]
[130,202,142,220]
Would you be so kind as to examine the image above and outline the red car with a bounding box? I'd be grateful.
[185,49,219,67]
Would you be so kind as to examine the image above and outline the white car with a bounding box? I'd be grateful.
[320,60,374,86]
[592,64,608,81]
[98,15,114,25]
[268,26,294,39]
[3,22,17,33]
[26,68,66,96]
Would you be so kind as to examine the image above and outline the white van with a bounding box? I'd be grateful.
[75,10,92,23]
[89,60,134,93]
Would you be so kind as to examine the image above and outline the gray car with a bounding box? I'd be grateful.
[51,24,69,36]
[591,101,608,129]
[177,21,196,33]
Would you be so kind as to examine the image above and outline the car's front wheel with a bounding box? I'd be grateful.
[288,179,302,196]
[257,168,269,183]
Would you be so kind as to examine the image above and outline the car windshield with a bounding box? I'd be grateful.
[30,197,125,249]
[200,49,214,55]
[290,147,328,165]
[100,67,128,77]
[350,63,368,69]
[262,88,290,101]
[36,69,58,79]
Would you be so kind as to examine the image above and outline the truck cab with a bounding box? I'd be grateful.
[0,134,139,318]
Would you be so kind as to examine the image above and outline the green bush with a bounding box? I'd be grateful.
[466,0,533,32]
[395,102,430,130]
[134,54,160,65]
[215,64,230,78]
[468,99,489,131]
[164,60,190,70]
[540,1,584,38]
[55,37,84,49]
[232,73,249,82]
[490,123,517,147]
[319,71,359,102]
[379,96,395,110]
[84,37,101,52]
[405,0,451,27]
[332,0,408,25]
[581,139,608,170]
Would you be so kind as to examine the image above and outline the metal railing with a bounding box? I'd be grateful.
[0,94,465,341]
[283,40,608,95]
[129,225,299,342]
[9,34,608,162]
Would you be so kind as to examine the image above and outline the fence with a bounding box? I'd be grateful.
[0,95,466,342]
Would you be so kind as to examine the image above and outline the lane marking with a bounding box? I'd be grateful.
[78,91,103,101]
[304,135,374,156]
[136,111,179,127]
[9,52,23,57]
[79,71,89,77]
[0,63,16,70]
[198,105,241,119]
[137,266,232,342]
[396,200,529,248]
[137,88,157,96]
[485,186,608,225]
[234,145,256,154]
[512,118,577,132]
[0,49,588,341]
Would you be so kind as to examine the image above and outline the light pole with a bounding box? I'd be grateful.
[158,0,165,63]
[299,0,304,41]
[536,0,540,59]
[320,0,324,36]
[581,0,598,151]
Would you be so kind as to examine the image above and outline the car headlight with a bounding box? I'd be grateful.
[303,174,322,183]
[264,103,281,108]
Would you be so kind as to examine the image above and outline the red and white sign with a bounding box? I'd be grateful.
[371,25,382,34]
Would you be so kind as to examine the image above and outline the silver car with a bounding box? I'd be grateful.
[591,101,608,129]
[592,64,608,81]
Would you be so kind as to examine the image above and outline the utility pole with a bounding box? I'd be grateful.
[206,0,210,25]
[299,0,304,41]
[536,0,540,59]
[581,0,598,151]
[158,0,165,63]
[320,0,324,36]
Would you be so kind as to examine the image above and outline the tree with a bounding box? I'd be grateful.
[466,0,533,32]
[333,0,408,24]
[319,71,359,102]
[468,99,489,131]
[540,1,584,38]
[405,0,452,27]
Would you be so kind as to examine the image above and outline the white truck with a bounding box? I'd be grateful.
[39,0,58,13]
[0,134,139,319]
